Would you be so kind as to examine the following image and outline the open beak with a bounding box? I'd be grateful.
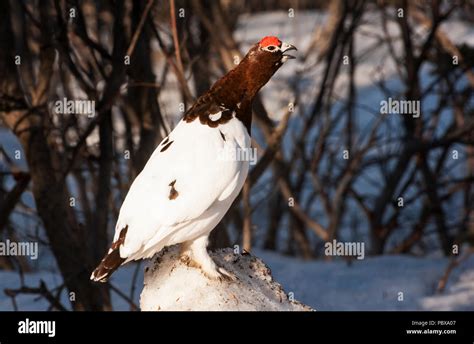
[281,42,297,60]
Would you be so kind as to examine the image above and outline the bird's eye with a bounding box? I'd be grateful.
[266,45,277,51]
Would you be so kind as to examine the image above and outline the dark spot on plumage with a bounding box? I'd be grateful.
[220,130,226,141]
[161,136,169,146]
[160,140,173,152]
[168,180,179,200]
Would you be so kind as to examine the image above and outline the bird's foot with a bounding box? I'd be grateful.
[180,238,237,282]
[179,254,201,269]
[181,254,235,281]
[201,265,237,282]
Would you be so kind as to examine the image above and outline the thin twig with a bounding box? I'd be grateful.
[109,283,139,311]
[437,248,474,293]
[149,19,193,101]
[126,0,155,58]
[4,280,68,311]
[169,0,185,77]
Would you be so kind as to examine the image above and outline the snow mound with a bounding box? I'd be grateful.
[140,247,312,311]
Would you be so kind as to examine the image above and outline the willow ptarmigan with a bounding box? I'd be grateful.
[91,36,297,282]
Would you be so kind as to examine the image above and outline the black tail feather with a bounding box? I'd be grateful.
[90,226,128,282]
[90,248,125,282]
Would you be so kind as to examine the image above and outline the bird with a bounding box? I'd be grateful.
[91,36,297,282]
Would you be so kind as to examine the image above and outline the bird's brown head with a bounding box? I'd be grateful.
[186,36,297,133]
[239,36,297,96]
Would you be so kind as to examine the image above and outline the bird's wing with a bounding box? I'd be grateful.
[114,113,246,259]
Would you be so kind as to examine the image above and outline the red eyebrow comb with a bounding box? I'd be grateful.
[259,36,282,47]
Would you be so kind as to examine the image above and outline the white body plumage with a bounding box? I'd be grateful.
[112,113,250,279]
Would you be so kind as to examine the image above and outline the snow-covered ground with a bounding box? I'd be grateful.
[1,250,473,311]
[258,250,474,311]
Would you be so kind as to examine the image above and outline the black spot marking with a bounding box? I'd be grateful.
[220,130,226,141]
[160,140,173,152]
[161,137,169,146]
[168,180,179,200]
